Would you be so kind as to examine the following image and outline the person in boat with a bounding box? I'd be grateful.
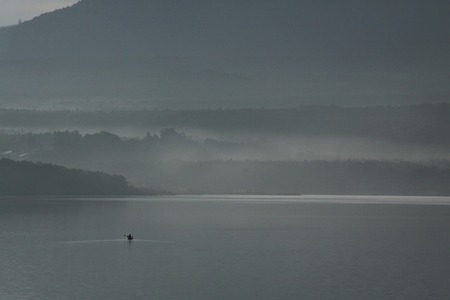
[125,234,133,240]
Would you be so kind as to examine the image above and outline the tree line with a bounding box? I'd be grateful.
[0,158,154,196]
[0,104,449,144]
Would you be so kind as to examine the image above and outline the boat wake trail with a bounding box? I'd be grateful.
[61,239,175,244]
[133,239,176,244]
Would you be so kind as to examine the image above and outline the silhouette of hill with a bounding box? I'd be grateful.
[0,0,449,108]
[0,158,152,195]
[2,0,289,59]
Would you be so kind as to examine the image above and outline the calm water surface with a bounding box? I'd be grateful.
[1,195,450,299]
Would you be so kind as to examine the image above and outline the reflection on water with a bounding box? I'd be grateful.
[1,196,450,299]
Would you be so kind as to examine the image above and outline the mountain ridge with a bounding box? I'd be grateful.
[2,0,300,60]
[0,0,449,108]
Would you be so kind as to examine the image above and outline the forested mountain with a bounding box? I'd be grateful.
[7,0,443,61]
[0,158,150,195]
[0,0,449,108]
[2,0,302,59]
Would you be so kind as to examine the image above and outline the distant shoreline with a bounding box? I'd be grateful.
[2,194,450,206]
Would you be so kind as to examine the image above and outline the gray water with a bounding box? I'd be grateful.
[1,195,450,300]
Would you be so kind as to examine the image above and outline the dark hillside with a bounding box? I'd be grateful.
[0,158,148,195]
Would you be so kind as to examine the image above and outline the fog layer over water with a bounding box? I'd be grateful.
[1,105,449,195]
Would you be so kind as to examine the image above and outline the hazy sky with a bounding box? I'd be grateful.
[0,0,78,26]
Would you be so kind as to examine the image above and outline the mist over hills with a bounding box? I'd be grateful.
[1,0,449,108]
[1,104,449,147]
[1,1,449,195]
[0,104,448,195]
[1,130,449,196]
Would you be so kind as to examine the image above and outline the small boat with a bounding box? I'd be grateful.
[125,234,134,240]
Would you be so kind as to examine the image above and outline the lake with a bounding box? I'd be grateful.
[1,195,450,299]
